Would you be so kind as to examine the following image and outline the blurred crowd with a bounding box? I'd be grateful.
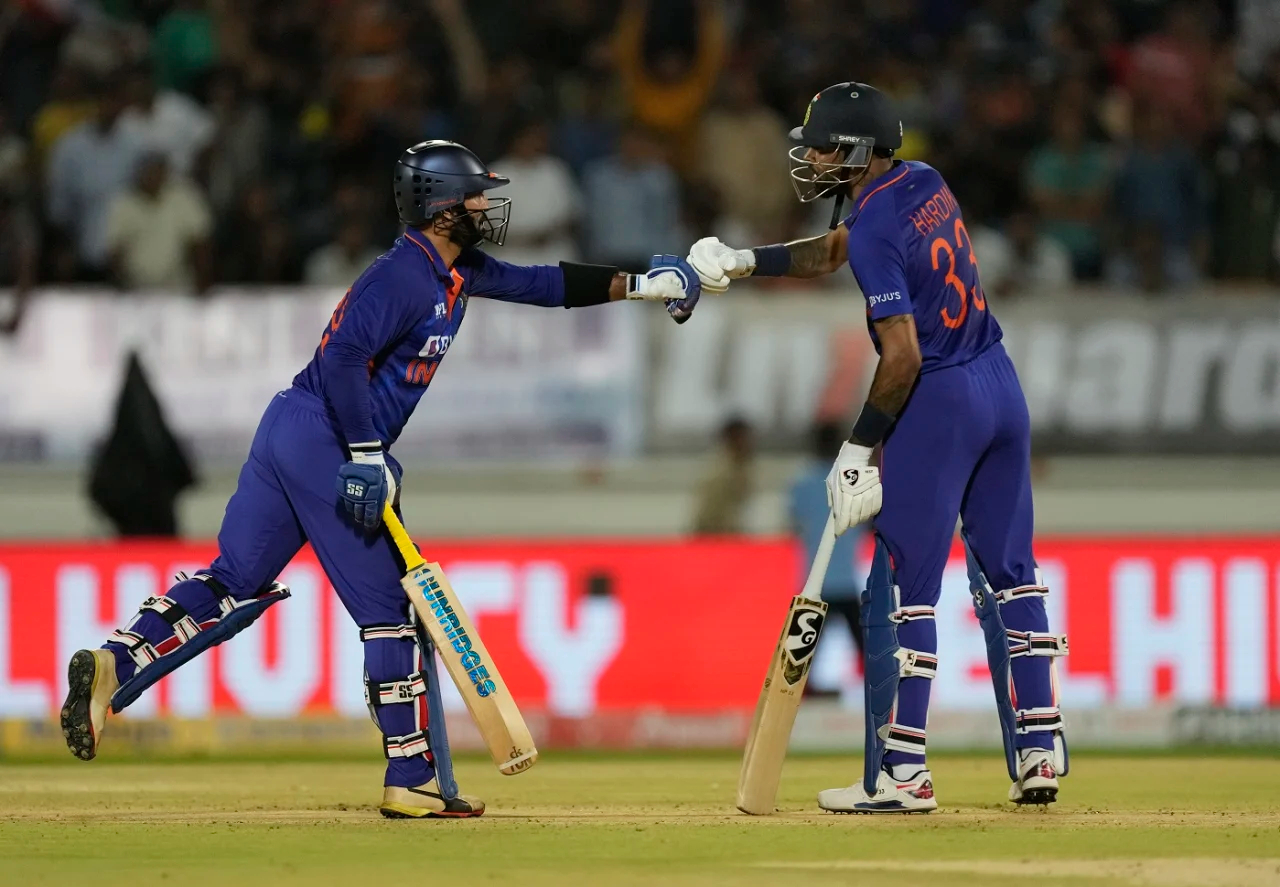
[1,0,1279,309]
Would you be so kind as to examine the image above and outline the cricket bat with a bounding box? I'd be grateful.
[737,513,837,814]
[383,505,538,776]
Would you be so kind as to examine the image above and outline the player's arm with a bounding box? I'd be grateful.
[856,314,921,440]
[319,282,419,529]
[684,228,848,290]
[455,249,701,321]
[825,220,917,535]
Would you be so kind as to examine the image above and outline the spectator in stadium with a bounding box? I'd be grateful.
[151,0,220,94]
[696,66,792,243]
[1211,82,1280,281]
[202,67,269,221]
[1124,0,1222,144]
[303,216,382,288]
[613,0,726,169]
[0,104,26,197]
[45,74,146,281]
[970,208,1074,299]
[119,64,216,177]
[553,76,618,177]
[28,65,95,170]
[490,119,582,265]
[582,124,682,268]
[104,152,213,293]
[790,422,863,661]
[215,179,301,284]
[691,416,755,536]
[1108,103,1209,291]
[0,188,38,334]
[1025,103,1110,279]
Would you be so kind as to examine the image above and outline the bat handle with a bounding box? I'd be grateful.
[799,513,837,602]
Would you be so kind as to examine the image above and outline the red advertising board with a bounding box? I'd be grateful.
[1,537,1277,718]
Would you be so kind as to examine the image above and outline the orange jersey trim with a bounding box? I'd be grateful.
[856,166,910,214]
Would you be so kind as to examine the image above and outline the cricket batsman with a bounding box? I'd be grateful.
[59,140,699,818]
[681,83,1068,812]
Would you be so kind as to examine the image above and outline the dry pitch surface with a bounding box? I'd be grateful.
[1,753,1278,886]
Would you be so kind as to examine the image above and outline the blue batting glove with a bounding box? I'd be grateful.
[647,254,700,324]
[336,460,391,530]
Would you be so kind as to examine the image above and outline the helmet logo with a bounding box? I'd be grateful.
[850,90,860,98]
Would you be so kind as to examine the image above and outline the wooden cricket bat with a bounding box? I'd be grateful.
[383,505,538,776]
[737,514,837,814]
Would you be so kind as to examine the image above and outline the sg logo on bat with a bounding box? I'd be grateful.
[780,600,827,685]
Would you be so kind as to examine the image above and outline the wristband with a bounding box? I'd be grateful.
[560,261,619,308]
[751,244,791,277]
[849,403,895,447]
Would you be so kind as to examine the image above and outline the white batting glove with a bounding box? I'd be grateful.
[825,442,882,535]
[686,237,756,294]
[625,255,700,302]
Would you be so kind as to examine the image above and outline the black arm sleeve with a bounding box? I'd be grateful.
[560,261,619,308]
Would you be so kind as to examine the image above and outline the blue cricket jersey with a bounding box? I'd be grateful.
[843,160,1002,372]
[293,229,565,447]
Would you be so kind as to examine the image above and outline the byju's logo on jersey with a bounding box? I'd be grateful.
[867,291,903,307]
[420,335,453,358]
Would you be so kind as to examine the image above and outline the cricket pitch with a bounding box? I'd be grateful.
[2,753,1277,886]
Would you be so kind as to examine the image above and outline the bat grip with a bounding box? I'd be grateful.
[382,504,426,571]
[799,514,837,602]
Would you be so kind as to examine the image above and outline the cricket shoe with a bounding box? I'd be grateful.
[817,765,937,814]
[60,649,119,761]
[1009,748,1059,806]
[380,778,485,819]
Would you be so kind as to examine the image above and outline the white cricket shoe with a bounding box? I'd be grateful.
[380,778,485,819]
[817,766,938,814]
[1009,748,1059,805]
[60,649,119,761]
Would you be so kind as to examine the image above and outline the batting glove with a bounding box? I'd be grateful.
[686,237,756,294]
[627,254,701,324]
[336,444,398,530]
[826,441,882,535]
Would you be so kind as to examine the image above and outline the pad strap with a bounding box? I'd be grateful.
[1008,630,1068,658]
[881,723,927,756]
[108,629,158,669]
[891,604,936,623]
[359,624,417,642]
[896,648,938,679]
[384,729,431,759]
[365,671,427,707]
[994,584,1049,603]
[140,596,202,644]
[1016,706,1064,734]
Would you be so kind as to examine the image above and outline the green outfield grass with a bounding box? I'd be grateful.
[1,753,1278,886]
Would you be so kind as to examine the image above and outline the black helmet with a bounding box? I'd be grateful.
[393,140,512,246]
[787,82,902,202]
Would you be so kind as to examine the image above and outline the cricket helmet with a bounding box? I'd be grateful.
[393,140,512,246]
[787,82,903,202]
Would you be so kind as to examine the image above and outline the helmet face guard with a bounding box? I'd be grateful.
[787,135,875,202]
[435,196,512,248]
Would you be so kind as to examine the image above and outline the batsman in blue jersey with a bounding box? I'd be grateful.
[684,83,1069,812]
[60,140,700,818]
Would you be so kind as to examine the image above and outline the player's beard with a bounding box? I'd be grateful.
[447,210,486,249]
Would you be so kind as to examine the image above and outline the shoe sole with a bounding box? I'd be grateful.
[1013,786,1058,806]
[379,803,484,819]
[820,803,936,815]
[60,650,100,761]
